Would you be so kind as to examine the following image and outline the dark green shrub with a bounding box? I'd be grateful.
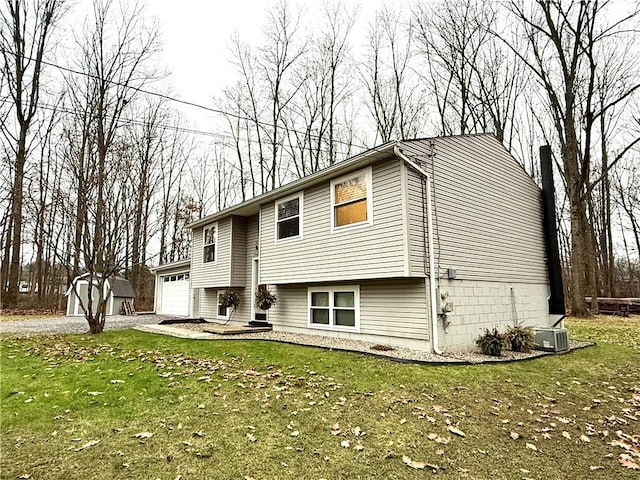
[476,328,508,356]
[506,325,535,352]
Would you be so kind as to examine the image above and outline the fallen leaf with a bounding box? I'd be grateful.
[399,418,407,425]
[355,444,364,451]
[402,455,438,470]
[448,426,465,438]
[352,426,362,437]
[110,380,124,384]
[562,431,571,440]
[341,440,350,448]
[619,454,640,470]
[510,431,520,440]
[580,435,591,443]
[133,432,153,439]
[75,439,100,451]
[589,466,604,471]
[246,433,257,443]
[290,430,300,437]
[526,443,538,452]
[331,424,341,435]
[435,449,445,455]
[87,391,103,396]
[402,455,426,469]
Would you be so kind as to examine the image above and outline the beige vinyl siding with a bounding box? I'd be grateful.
[266,279,429,342]
[191,217,232,288]
[260,159,407,284]
[231,215,260,324]
[406,166,435,276]
[199,288,219,320]
[230,216,247,287]
[359,279,429,340]
[402,135,548,283]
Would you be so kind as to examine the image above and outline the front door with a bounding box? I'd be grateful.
[251,258,268,322]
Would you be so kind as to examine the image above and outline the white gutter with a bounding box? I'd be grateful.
[394,144,443,355]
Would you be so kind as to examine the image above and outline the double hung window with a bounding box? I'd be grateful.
[308,286,359,331]
[203,224,217,263]
[331,168,372,230]
[276,193,303,241]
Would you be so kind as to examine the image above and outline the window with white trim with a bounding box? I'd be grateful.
[203,224,217,263]
[217,290,229,320]
[276,193,303,241]
[331,167,372,230]
[308,286,360,331]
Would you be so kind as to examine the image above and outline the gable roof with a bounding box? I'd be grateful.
[187,140,397,229]
[187,133,522,230]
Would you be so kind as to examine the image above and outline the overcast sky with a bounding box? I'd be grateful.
[63,0,386,131]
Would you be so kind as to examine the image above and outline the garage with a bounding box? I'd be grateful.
[152,259,191,316]
[160,273,190,315]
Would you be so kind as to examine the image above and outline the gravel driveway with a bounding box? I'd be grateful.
[0,314,175,336]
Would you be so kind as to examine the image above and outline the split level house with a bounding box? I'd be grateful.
[153,134,565,352]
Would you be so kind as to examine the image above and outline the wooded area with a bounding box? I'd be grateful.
[1,0,639,330]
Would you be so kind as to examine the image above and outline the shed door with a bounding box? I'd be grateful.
[160,273,189,316]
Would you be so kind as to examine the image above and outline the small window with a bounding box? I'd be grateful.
[331,167,372,230]
[275,193,303,241]
[217,290,229,320]
[170,275,177,282]
[163,276,169,283]
[203,224,217,263]
[177,274,184,281]
[308,286,359,331]
[184,273,189,280]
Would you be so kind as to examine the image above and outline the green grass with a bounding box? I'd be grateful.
[1,317,639,479]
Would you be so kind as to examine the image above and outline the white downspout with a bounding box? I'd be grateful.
[394,145,443,355]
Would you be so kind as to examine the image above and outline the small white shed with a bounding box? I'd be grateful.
[66,273,135,316]
[151,259,191,316]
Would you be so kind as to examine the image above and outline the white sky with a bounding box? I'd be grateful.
[62,0,387,131]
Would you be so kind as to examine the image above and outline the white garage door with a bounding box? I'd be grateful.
[160,273,189,316]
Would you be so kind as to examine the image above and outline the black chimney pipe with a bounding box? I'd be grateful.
[540,145,566,315]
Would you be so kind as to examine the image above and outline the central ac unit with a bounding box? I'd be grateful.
[534,327,569,352]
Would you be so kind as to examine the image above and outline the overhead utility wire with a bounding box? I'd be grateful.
[0,48,368,150]
[32,101,355,162]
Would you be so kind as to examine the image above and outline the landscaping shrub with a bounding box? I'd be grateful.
[506,325,535,352]
[476,327,508,356]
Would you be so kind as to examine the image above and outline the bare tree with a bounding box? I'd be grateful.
[361,5,425,143]
[66,0,160,332]
[506,0,640,315]
[0,0,66,307]
[258,0,306,190]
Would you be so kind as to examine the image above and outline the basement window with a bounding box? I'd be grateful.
[308,286,360,331]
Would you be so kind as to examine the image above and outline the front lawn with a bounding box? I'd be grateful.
[1,317,638,479]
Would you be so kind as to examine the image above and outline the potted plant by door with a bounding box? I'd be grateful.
[220,289,241,310]
[255,285,277,311]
